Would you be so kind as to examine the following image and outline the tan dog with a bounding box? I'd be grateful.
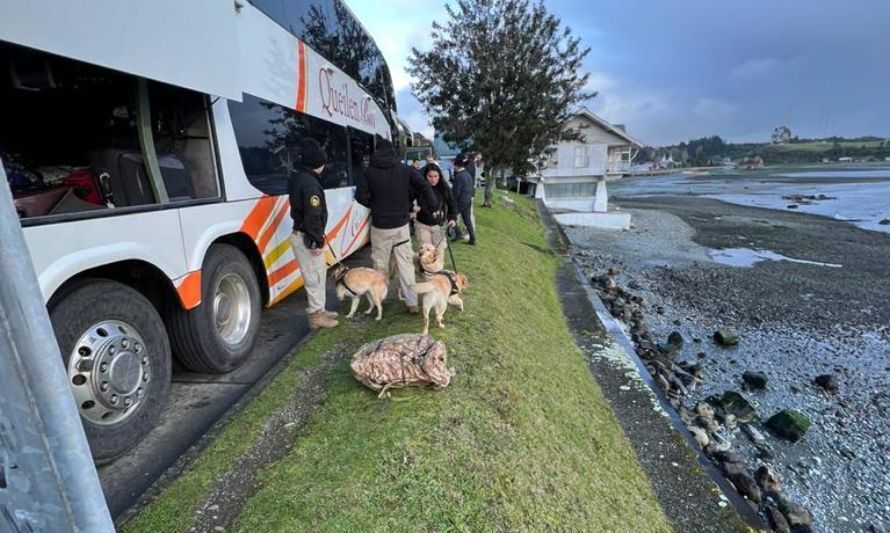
[415,242,445,276]
[332,264,388,320]
[389,243,444,302]
[413,270,469,335]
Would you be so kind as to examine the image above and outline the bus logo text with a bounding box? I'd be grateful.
[319,68,376,129]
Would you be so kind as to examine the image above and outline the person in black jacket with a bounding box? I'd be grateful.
[288,138,338,330]
[450,154,476,245]
[415,163,456,260]
[355,138,437,313]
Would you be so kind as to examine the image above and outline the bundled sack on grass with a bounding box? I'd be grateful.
[350,334,453,397]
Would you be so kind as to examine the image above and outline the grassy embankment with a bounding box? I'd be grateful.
[126,192,670,532]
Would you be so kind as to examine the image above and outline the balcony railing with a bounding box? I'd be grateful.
[539,162,607,178]
[606,161,631,174]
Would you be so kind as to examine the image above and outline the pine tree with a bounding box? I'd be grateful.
[408,0,595,206]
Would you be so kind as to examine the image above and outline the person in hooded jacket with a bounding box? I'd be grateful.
[450,154,476,245]
[355,138,438,312]
[288,138,338,330]
[415,163,457,260]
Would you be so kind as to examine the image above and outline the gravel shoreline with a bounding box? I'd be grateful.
[565,197,890,532]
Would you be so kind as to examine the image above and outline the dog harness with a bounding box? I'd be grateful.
[334,266,360,296]
[421,263,440,278]
[434,270,460,296]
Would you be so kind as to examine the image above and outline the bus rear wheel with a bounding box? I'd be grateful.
[50,279,172,464]
[169,244,261,373]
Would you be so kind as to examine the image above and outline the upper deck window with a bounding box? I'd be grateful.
[249,0,394,111]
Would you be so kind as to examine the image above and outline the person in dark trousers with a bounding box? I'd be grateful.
[355,138,438,312]
[415,163,457,259]
[450,154,476,245]
[288,138,338,329]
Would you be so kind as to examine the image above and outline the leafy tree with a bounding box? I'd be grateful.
[407,0,594,206]
[771,125,792,144]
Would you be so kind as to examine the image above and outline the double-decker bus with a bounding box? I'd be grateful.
[0,0,403,462]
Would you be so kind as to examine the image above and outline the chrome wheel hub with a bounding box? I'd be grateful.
[68,320,149,425]
[214,272,252,346]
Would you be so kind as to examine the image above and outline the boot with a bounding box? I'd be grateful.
[309,310,339,330]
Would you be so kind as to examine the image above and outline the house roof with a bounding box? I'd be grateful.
[572,107,643,148]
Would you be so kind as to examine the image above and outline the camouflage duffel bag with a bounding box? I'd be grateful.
[350,334,453,397]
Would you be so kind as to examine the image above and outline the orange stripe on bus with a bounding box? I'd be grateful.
[176,271,202,310]
[343,216,370,254]
[295,41,307,112]
[268,259,299,287]
[270,277,304,306]
[240,196,277,240]
[326,205,352,241]
[257,202,290,254]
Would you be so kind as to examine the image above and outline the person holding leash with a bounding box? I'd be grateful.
[355,138,438,313]
[288,138,338,330]
[450,154,476,245]
[415,163,456,258]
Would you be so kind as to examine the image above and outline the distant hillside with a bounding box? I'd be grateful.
[640,135,890,166]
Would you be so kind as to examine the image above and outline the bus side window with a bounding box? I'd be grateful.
[315,120,349,190]
[229,95,308,196]
[348,129,373,185]
[228,94,352,194]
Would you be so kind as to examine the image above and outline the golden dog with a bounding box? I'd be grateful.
[389,243,446,303]
[413,271,469,335]
[415,242,445,276]
[387,242,443,280]
[332,264,388,320]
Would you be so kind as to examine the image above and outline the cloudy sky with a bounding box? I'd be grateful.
[348,0,890,147]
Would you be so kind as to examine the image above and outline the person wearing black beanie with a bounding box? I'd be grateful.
[288,137,338,329]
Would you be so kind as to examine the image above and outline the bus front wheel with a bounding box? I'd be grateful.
[169,244,261,373]
[50,279,172,464]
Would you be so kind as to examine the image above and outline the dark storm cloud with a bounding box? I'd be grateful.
[382,0,889,146]
[548,0,890,144]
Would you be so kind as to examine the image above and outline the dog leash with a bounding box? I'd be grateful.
[326,241,344,268]
[442,223,458,272]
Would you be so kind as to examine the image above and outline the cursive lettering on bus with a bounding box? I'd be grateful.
[318,67,376,129]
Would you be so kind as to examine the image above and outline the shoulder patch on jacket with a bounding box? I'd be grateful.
[309,195,321,207]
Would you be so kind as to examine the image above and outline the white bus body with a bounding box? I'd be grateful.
[1,0,400,462]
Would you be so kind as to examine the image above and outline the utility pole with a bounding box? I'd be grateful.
[0,161,114,532]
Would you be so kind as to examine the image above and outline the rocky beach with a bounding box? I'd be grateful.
[565,193,890,532]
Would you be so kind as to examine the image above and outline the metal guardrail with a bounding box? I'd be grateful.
[0,161,114,532]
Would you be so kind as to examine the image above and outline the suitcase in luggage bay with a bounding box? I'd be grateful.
[89,149,193,206]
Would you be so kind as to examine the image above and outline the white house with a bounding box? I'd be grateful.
[530,108,641,227]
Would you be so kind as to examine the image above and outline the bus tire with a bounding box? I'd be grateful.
[169,244,261,373]
[49,279,172,464]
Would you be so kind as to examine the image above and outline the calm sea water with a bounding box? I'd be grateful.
[610,164,890,234]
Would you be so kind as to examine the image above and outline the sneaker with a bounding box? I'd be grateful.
[309,310,339,330]
[466,239,476,245]
[321,309,338,320]
[407,305,420,314]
